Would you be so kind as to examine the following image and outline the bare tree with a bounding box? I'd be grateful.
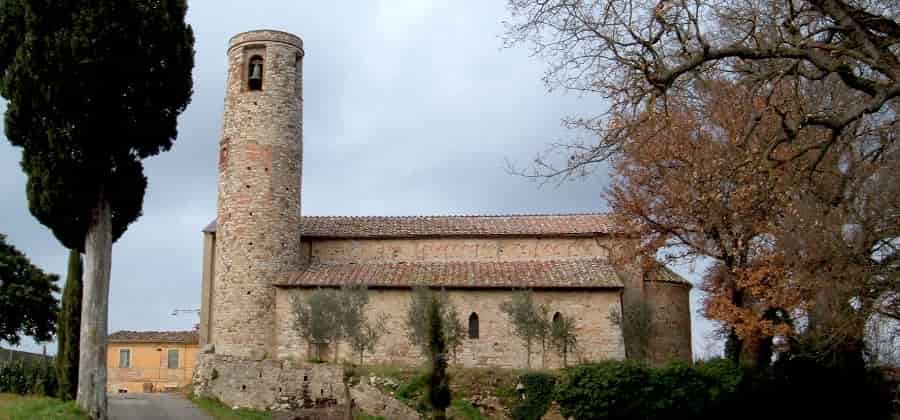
[504,0,899,178]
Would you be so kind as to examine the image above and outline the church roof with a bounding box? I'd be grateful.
[203,213,620,238]
[107,330,199,344]
[648,265,693,286]
[275,259,623,289]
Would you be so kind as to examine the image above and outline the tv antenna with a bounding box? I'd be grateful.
[171,308,200,317]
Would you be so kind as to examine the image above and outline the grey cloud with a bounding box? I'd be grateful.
[1,0,718,357]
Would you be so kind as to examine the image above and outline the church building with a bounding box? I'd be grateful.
[197,30,692,374]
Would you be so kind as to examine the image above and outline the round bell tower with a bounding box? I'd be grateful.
[212,30,304,358]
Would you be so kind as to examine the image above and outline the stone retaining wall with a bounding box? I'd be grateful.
[194,352,344,410]
[194,352,422,419]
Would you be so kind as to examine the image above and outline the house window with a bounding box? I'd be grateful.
[167,349,179,369]
[248,56,263,90]
[119,349,130,368]
[468,313,479,339]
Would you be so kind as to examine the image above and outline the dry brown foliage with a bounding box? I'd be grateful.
[505,0,899,364]
[605,79,898,364]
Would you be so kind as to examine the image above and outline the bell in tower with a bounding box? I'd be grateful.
[248,56,263,90]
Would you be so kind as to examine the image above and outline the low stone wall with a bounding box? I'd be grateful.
[194,352,345,410]
[194,352,422,419]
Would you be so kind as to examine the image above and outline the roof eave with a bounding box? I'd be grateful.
[299,232,635,240]
[273,283,623,290]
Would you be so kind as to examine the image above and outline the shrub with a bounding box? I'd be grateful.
[510,372,557,420]
[395,374,431,413]
[555,361,656,420]
[649,362,713,418]
[450,399,486,420]
[395,374,427,401]
[752,355,894,420]
[554,358,894,420]
[0,359,58,397]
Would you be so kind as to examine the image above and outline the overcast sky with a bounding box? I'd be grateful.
[0,0,719,357]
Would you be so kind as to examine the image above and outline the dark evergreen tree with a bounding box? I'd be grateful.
[56,249,82,401]
[0,233,59,345]
[426,295,451,420]
[0,1,194,417]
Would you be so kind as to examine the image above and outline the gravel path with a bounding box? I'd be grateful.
[109,392,212,420]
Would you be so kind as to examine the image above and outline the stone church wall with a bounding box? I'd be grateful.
[645,281,693,363]
[308,236,630,264]
[274,287,626,368]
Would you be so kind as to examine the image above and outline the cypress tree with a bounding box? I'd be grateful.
[426,295,451,420]
[0,1,194,417]
[56,249,82,401]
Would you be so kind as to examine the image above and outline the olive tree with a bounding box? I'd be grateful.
[550,312,578,367]
[292,289,342,362]
[405,287,464,360]
[500,290,550,368]
[294,285,387,364]
[341,285,388,365]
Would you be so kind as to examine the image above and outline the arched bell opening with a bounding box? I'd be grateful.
[248,56,264,90]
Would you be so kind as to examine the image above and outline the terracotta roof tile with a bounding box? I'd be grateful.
[275,259,623,289]
[648,265,693,287]
[107,330,199,344]
[203,213,620,238]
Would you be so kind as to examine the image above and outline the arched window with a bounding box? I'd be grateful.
[552,312,562,326]
[248,56,263,90]
[468,313,479,339]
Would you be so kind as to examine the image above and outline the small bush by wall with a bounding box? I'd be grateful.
[510,372,557,420]
[555,361,658,420]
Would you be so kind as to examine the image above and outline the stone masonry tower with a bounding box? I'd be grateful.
[212,30,304,358]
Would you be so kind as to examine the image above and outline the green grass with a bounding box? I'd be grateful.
[449,398,487,420]
[0,393,86,420]
[355,364,530,418]
[353,413,386,420]
[190,396,271,420]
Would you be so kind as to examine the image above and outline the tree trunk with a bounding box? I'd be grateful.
[525,340,532,369]
[724,329,741,365]
[342,368,353,420]
[76,196,112,420]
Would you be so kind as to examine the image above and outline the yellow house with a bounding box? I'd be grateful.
[107,330,199,393]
